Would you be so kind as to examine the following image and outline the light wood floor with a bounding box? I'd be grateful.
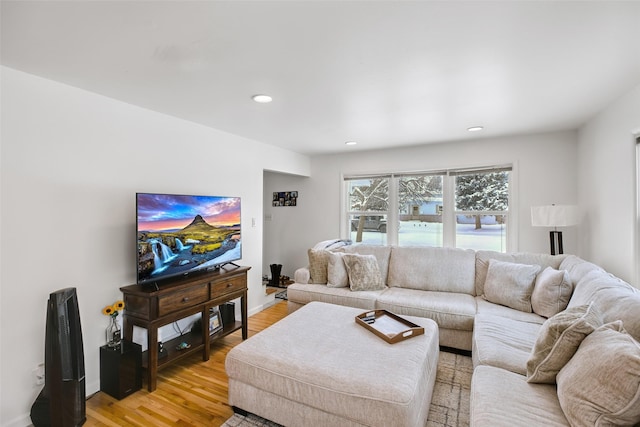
[85,300,289,427]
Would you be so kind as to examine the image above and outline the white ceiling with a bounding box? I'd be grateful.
[3,1,640,156]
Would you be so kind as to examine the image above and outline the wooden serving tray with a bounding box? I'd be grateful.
[355,309,425,344]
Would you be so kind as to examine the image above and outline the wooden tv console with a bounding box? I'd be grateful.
[120,265,250,391]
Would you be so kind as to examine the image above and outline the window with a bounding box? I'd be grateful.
[345,176,390,245]
[453,168,510,252]
[397,173,444,247]
[344,166,512,252]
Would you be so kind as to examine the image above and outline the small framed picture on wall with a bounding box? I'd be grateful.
[273,191,297,207]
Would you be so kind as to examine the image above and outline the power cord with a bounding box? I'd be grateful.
[173,321,185,336]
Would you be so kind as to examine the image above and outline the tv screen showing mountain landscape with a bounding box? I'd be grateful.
[136,193,241,284]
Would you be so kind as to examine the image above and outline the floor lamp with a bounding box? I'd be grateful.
[531,205,579,255]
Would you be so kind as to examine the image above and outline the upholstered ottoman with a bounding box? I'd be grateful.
[225,301,439,427]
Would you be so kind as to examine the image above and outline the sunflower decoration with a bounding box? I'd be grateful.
[102,300,125,317]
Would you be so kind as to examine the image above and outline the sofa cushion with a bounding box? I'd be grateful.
[475,297,547,324]
[568,269,640,342]
[472,313,541,375]
[342,254,385,291]
[286,283,385,310]
[483,260,541,312]
[526,303,602,384]
[557,321,640,427]
[342,244,392,284]
[531,267,572,318]
[475,250,565,296]
[376,287,476,332]
[326,252,349,288]
[308,249,330,284]
[387,246,476,294]
[559,254,604,285]
[294,267,311,284]
[470,365,569,427]
[567,269,620,308]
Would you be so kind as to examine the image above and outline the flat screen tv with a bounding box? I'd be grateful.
[136,193,241,286]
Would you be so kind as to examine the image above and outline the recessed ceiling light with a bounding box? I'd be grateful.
[467,126,484,132]
[345,141,357,146]
[252,94,272,103]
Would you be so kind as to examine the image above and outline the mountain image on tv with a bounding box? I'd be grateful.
[136,193,241,284]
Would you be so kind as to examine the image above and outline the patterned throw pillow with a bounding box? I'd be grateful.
[527,302,602,384]
[307,249,330,284]
[342,254,385,291]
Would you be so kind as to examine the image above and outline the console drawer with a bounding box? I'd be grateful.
[158,283,209,316]
[211,276,246,298]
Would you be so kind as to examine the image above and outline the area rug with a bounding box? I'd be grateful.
[275,289,287,300]
[222,350,472,427]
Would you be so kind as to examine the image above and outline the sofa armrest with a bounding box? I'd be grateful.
[294,267,310,284]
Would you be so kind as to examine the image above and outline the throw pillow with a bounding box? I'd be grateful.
[483,259,541,312]
[307,249,330,284]
[326,252,349,288]
[531,267,573,318]
[342,254,385,291]
[526,302,602,384]
[557,321,640,426]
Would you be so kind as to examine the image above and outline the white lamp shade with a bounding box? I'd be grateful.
[531,205,579,227]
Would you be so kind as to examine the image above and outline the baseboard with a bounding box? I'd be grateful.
[86,379,100,398]
[5,413,31,427]
[248,302,274,317]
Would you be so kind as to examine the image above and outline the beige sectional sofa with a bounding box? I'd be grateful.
[288,244,640,426]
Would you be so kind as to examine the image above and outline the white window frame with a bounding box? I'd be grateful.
[344,175,392,244]
[635,132,640,286]
[342,164,516,252]
[451,166,513,252]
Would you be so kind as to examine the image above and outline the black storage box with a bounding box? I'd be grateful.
[100,340,142,400]
[220,302,235,326]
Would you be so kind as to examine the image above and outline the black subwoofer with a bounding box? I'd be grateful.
[100,341,142,400]
[220,302,235,326]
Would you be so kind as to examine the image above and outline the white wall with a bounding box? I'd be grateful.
[262,172,310,279]
[577,83,640,284]
[263,131,579,275]
[0,67,310,427]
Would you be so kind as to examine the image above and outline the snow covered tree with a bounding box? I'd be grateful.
[398,175,441,213]
[455,171,509,229]
[348,175,440,242]
[349,178,389,212]
[348,178,389,242]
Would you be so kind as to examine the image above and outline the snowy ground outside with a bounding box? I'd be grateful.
[350,221,506,252]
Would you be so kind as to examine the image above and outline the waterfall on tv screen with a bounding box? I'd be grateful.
[151,239,177,273]
[175,238,191,251]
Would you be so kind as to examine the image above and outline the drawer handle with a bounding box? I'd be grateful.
[226,283,232,288]
[182,297,190,303]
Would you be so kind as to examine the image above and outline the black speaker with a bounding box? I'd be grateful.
[220,302,235,326]
[100,341,142,400]
[31,288,86,427]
